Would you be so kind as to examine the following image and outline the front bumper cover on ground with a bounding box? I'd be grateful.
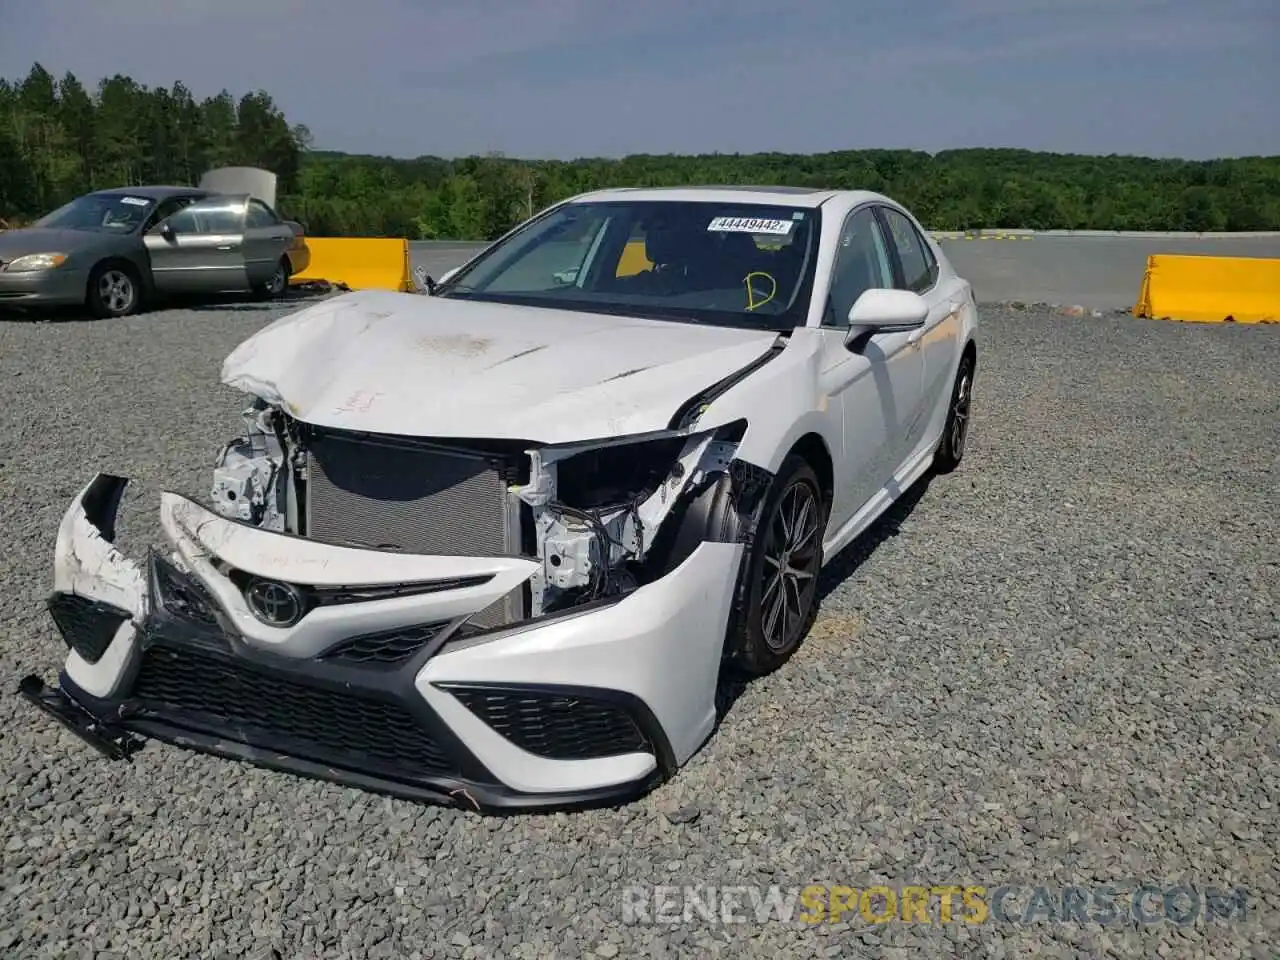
[19,474,740,813]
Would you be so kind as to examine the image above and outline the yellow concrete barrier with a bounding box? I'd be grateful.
[1132,254,1280,324]
[290,237,413,292]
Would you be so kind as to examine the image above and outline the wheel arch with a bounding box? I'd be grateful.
[88,255,142,286]
[644,431,832,582]
[787,431,834,510]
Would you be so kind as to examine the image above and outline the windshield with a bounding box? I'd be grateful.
[436,200,821,330]
[34,194,156,233]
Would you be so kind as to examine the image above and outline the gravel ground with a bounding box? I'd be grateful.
[1,299,1277,959]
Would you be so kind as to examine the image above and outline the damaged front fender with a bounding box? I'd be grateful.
[46,474,149,701]
[53,474,147,620]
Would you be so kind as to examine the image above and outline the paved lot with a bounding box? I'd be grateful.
[1,299,1277,958]
[411,241,489,283]
[412,235,1280,312]
[942,236,1280,310]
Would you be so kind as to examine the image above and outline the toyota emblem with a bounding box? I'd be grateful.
[244,577,306,627]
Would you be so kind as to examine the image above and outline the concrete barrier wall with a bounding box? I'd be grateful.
[1133,255,1280,323]
[292,237,413,291]
[407,232,1280,314]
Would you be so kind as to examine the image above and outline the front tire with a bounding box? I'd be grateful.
[933,350,974,473]
[86,263,141,319]
[724,455,827,677]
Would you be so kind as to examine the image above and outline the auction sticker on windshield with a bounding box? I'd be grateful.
[119,197,151,206]
[707,216,795,236]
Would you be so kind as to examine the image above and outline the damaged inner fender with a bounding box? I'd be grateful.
[206,397,768,632]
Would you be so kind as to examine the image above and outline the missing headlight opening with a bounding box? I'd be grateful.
[208,399,750,627]
[209,397,294,533]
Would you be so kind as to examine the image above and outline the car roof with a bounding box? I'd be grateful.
[90,186,211,201]
[568,185,884,209]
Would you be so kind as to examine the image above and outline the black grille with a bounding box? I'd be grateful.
[446,687,651,761]
[132,644,456,775]
[320,623,448,668]
[47,594,129,664]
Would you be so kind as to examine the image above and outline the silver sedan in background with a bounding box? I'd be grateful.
[0,170,309,319]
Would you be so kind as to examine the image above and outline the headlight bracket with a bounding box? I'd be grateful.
[519,427,743,616]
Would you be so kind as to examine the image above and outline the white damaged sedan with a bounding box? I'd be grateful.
[21,186,978,812]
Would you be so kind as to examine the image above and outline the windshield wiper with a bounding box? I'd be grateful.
[414,265,474,296]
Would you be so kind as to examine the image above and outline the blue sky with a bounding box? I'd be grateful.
[2,0,1276,160]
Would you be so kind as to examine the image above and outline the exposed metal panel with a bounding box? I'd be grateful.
[305,433,524,627]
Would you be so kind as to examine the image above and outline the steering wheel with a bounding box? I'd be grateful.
[744,271,777,311]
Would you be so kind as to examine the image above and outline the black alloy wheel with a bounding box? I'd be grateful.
[934,351,974,473]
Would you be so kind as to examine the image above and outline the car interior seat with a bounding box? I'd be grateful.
[635,223,717,293]
[716,232,772,282]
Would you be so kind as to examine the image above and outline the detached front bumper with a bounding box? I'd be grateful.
[20,475,740,813]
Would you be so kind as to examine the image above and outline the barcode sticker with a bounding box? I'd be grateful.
[707,216,795,236]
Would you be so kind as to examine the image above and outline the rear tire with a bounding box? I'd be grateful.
[86,262,141,319]
[253,258,290,300]
[933,350,974,473]
[723,455,827,677]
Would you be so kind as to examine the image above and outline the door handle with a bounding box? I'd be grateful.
[217,245,235,251]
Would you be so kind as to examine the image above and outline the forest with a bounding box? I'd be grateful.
[3,64,1279,240]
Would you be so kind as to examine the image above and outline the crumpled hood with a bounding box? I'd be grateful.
[221,290,782,444]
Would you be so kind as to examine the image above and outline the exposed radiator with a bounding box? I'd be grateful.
[304,431,524,627]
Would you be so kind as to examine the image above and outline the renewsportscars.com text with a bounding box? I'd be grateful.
[621,883,1249,927]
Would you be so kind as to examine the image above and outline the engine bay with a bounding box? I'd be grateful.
[208,397,743,626]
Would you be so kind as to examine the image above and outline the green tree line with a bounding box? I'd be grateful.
[4,64,1279,239]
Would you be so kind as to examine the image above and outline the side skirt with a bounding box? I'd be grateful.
[820,441,938,563]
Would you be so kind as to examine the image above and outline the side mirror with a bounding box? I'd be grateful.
[155,221,175,240]
[846,289,928,339]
